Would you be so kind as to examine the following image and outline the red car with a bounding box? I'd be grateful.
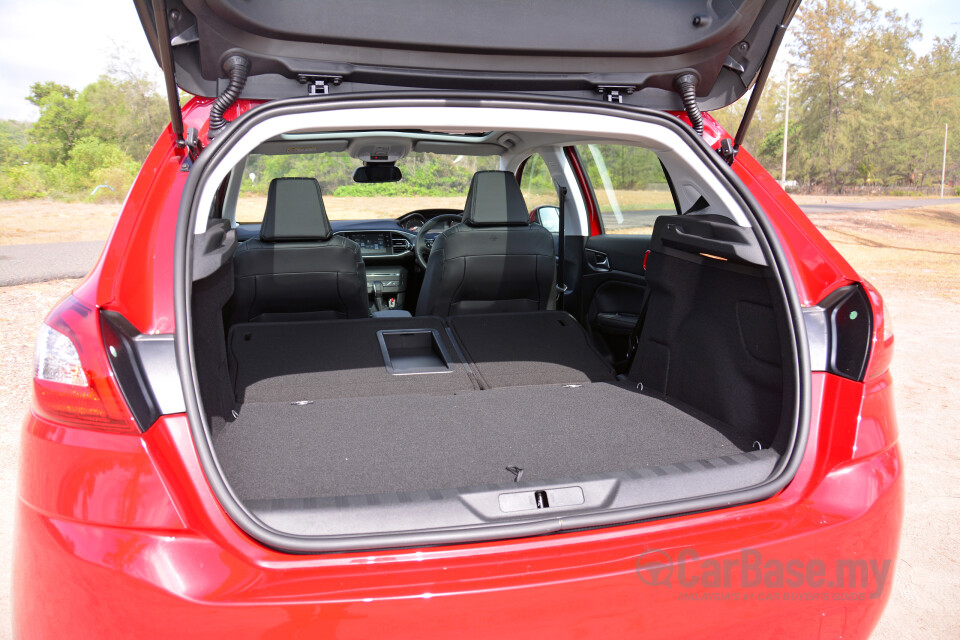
[14,0,902,637]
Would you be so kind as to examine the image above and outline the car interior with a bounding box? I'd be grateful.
[187,129,796,537]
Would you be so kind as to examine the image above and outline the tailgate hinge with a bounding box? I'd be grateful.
[717,138,738,165]
[596,85,637,104]
[179,127,202,169]
[297,74,344,96]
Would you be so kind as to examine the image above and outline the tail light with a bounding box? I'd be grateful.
[813,283,874,381]
[32,296,138,434]
[848,280,897,460]
[808,280,893,382]
[862,280,894,379]
[807,280,897,461]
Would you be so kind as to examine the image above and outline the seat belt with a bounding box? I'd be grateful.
[624,249,653,370]
[555,186,567,310]
[624,289,650,369]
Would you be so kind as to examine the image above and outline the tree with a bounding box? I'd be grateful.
[26,81,88,165]
[6,63,168,199]
[81,75,168,162]
[894,37,960,188]
[712,75,787,165]
[0,120,29,166]
[26,81,77,107]
[788,0,920,187]
[91,45,170,161]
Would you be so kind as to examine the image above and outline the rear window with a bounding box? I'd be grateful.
[237,152,500,223]
[575,144,676,235]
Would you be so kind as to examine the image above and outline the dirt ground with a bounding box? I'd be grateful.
[0,200,123,245]
[0,199,957,638]
[803,206,960,639]
[234,194,470,223]
[790,194,951,205]
[0,189,717,241]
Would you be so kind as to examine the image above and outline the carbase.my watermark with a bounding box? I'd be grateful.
[635,548,890,601]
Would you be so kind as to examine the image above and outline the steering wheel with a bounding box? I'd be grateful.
[414,213,462,270]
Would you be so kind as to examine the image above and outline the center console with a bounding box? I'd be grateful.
[333,231,415,313]
[366,267,408,312]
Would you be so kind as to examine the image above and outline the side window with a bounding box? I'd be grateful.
[519,154,560,232]
[575,144,676,235]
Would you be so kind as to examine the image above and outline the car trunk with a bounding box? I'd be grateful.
[151,0,807,552]
[188,212,795,539]
[213,312,767,501]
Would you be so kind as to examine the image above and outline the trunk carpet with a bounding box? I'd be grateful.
[213,381,753,500]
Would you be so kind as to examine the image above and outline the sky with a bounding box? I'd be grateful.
[1,0,958,122]
[0,0,162,122]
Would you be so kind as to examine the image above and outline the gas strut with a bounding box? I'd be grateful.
[208,55,251,138]
[673,74,704,137]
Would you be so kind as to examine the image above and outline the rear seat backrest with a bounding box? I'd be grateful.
[629,214,792,445]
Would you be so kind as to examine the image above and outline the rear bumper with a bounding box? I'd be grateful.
[13,413,903,639]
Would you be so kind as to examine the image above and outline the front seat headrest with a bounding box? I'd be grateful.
[260,177,333,242]
[461,170,531,227]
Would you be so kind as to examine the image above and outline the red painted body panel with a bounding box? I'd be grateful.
[14,100,903,638]
[14,371,902,638]
[17,413,183,530]
[731,147,860,305]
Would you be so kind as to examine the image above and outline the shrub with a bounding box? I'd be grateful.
[64,137,136,192]
[0,163,50,199]
[89,165,138,201]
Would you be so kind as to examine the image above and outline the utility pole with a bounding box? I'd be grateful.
[941,122,949,199]
[781,69,790,186]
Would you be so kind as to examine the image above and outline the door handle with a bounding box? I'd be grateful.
[586,249,610,271]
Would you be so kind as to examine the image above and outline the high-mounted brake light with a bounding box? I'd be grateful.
[32,296,138,434]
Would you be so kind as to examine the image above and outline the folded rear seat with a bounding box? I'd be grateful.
[228,311,616,406]
[448,311,616,389]
[228,316,477,402]
[627,214,792,448]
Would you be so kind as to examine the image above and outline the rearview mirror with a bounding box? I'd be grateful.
[533,205,561,233]
[353,163,402,183]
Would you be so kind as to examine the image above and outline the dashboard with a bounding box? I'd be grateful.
[234,208,463,260]
[338,230,414,258]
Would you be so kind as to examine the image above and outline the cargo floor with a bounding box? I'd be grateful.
[212,381,754,500]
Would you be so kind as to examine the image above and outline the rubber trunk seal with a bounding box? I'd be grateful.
[173,91,810,553]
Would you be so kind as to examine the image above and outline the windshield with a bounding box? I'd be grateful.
[236,152,501,223]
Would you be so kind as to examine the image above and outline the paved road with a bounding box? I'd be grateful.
[609,198,960,227]
[799,197,960,214]
[0,241,103,286]
[1,198,957,287]
[600,209,674,229]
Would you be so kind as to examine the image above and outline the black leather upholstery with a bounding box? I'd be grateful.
[416,171,556,317]
[232,178,368,323]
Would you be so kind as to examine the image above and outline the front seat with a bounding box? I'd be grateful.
[232,177,368,323]
[416,170,556,317]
